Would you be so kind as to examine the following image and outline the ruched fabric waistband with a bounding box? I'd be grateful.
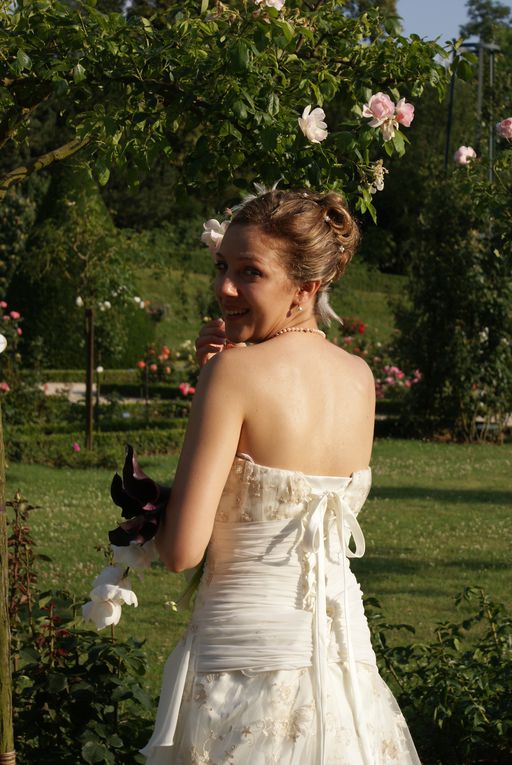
[193,518,314,672]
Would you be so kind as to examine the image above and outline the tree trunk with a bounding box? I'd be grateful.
[85,308,94,450]
[0,406,15,763]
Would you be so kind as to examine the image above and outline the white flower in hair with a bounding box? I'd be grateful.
[201,219,230,252]
[298,105,328,144]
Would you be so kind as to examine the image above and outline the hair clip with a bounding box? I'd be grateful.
[324,214,331,223]
[339,244,345,253]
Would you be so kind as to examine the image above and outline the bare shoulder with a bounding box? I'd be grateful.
[329,343,375,393]
[197,346,253,390]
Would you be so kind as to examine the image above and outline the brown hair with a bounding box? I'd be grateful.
[231,189,360,324]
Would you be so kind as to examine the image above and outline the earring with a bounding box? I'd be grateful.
[297,305,303,312]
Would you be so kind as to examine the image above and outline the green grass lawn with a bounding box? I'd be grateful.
[6,439,511,695]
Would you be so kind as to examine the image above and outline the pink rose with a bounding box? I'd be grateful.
[496,118,512,141]
[9,310,20,319]
[454,146,476,165]
[3,316,9,321]
[136,360,145,369]
[362,92,395,126]
[0,301,7,309]
[72,442,81,452]
[16,327,22,336]
[0,381,10,393]
[149,363,158,372]
[164,366,171,375]
[395,98,414,127]
[179,382,196,396]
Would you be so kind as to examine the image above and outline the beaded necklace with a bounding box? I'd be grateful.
[269,327,326,339]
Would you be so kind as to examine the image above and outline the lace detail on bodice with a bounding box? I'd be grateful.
[214,456,371,524]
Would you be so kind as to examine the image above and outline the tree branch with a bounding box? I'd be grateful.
[0,138,90,200]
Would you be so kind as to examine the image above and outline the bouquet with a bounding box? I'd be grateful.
[82,445,171,630]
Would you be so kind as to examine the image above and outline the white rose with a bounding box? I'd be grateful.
[298,105,328,144]
[0,334,7,354]
[76,296,84,308]
[200,219,229,252]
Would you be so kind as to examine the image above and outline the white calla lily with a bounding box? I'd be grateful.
[92,565,124,589]
[112,539,158,570]
[82,598,122,630]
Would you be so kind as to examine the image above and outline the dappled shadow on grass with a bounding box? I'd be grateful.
[369,486,512,505]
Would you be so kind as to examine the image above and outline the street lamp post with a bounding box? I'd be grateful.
[444,40,500,179]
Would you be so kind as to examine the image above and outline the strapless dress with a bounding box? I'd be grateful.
[141,455,420,764]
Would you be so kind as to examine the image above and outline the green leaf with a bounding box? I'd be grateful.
[73,63,86,84]
[82,740,109,764]
[392,130,405,157]
[200,0,209,13]
[230,42,251,71]
[267,93,279,117]
[47,673,68,693]
[97,166,110,186]
[232,100,247,120]
[16,49,32,71]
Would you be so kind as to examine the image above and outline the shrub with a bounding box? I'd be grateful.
[8,492,154,765]
[368,588,512,764]
[5,427,186,467]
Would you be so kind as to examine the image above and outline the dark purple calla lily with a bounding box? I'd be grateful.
[108,444,171,545]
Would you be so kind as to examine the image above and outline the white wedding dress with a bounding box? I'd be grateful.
[141,455,420,764]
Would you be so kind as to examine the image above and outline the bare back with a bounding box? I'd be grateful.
[235,334,375,476]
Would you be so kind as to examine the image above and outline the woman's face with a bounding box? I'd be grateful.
[214,224,298,343]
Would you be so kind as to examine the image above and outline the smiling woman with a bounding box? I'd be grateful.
[142,188,420,765]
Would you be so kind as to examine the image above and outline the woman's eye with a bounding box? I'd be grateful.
[245,268,261,277]
[214,261,227,272]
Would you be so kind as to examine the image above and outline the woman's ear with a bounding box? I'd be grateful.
[296,280,322,305]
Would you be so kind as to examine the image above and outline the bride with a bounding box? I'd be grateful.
[142,189,420,764]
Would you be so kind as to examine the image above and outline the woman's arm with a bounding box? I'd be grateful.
[156,348,245,572]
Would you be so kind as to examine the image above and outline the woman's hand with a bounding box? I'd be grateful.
[195,318,245,367]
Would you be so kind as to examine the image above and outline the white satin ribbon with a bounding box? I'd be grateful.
[303,490,374,765]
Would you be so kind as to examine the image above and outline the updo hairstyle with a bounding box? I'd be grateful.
[231,189,360,325]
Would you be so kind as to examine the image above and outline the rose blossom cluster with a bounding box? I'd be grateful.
[136,343,172,380]
[362,93,415,142]
[496,117,512,141]
[375,365,422,399]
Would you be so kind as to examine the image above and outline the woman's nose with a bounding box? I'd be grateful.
[217,274,238,297]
